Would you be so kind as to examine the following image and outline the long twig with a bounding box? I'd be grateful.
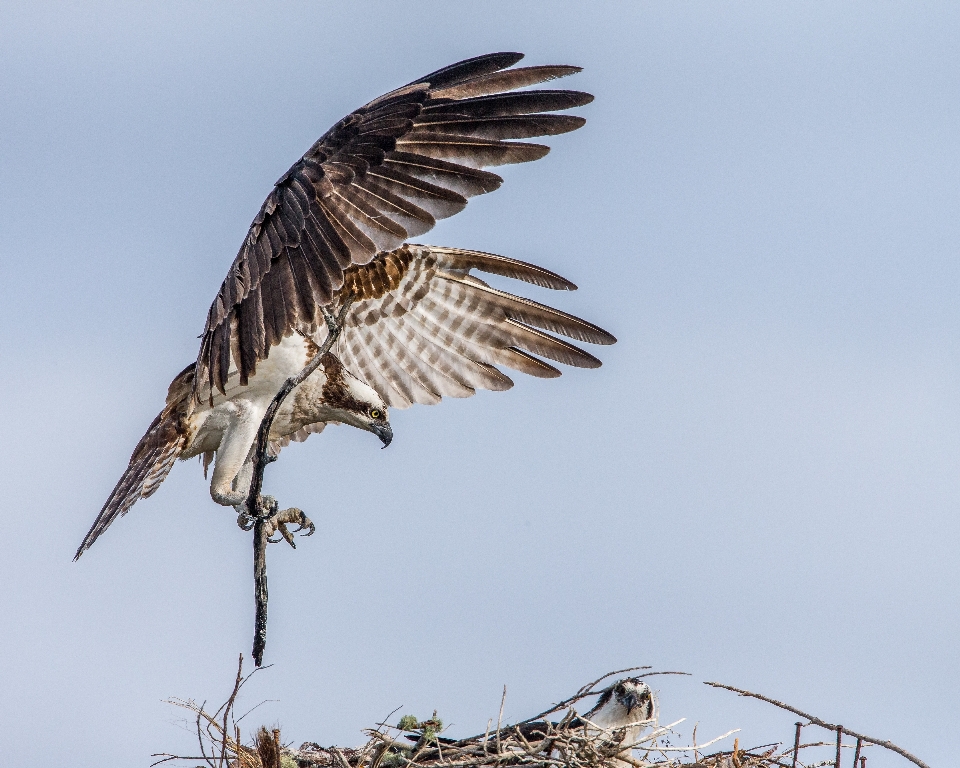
[219,656,244,768]
[704,682,930,768]
[247,300,354,666]
[497,686,507,754]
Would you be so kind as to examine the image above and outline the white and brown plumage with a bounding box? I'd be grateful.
[583,678,656,733]
[580,678,656,763]
[75,52,616,560]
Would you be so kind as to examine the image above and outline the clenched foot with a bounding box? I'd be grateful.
[236,495,315,548]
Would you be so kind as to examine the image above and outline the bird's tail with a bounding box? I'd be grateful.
[74,366,194,560]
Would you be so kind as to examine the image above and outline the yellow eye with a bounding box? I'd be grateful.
[370,409,382,419]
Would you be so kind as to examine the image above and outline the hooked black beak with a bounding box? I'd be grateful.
[622,693,638,713]
[370,422,393,448]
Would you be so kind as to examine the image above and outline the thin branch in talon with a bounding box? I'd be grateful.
[321,306,337,332]
[246,297,354,667]
[257,495,279,520]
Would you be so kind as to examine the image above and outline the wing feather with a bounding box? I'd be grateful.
[405,275,602,368]
[75,366,194,559]
[195,53,594,398]
[388,290,547,382]
[365,316,446,404]
[429,65,585,100]
[338,336,411,409]
[347,321,420,407]
[385,301,515,390]
[363,167,468,219]
[374,312,477,399]
[429,246,577,289]
[402,52,525,89]
[334,244,613,408]
[438,271,616,345]
[413,114,586,141]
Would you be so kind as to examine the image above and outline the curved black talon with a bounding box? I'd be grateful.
[273,521,298,548]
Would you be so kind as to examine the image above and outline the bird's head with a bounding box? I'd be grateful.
[320,354,393,447]
[611,678,654,721]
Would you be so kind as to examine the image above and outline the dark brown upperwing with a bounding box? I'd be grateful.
[195,52,593,402]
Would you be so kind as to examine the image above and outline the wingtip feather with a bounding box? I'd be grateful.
[409,52,526,89]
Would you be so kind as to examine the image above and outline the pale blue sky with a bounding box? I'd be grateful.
[1,2,957,766]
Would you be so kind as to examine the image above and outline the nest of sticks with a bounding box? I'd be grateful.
[153,658,927,768]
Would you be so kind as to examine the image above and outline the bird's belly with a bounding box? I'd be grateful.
[181,333,334,458]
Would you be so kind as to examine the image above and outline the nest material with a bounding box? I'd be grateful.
[281,716,776,768]
[153,659,926,768]
[166,709,773,768]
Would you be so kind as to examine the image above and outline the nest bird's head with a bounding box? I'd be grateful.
[319,354,392,447]
[611,678,654,721]
[583,676,655,731]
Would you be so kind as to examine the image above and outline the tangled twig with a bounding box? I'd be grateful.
[152,654,270,768]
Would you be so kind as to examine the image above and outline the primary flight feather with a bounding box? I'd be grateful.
[75,52,616,559]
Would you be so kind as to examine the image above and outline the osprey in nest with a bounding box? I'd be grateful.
[75,52,616,559]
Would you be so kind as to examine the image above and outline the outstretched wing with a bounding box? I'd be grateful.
[195,52,593,401]
[330,245,616,408]
[75,366,194,559]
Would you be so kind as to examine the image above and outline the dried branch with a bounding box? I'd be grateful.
[154,655,272,768]
[497,686,507,755]
[704,681,930,768]
[246,300,354,667]
[220,657,245,768]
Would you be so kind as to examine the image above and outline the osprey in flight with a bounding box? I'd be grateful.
[75,52,615,559]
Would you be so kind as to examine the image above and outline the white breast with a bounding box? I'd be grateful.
[181,333,323,457]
